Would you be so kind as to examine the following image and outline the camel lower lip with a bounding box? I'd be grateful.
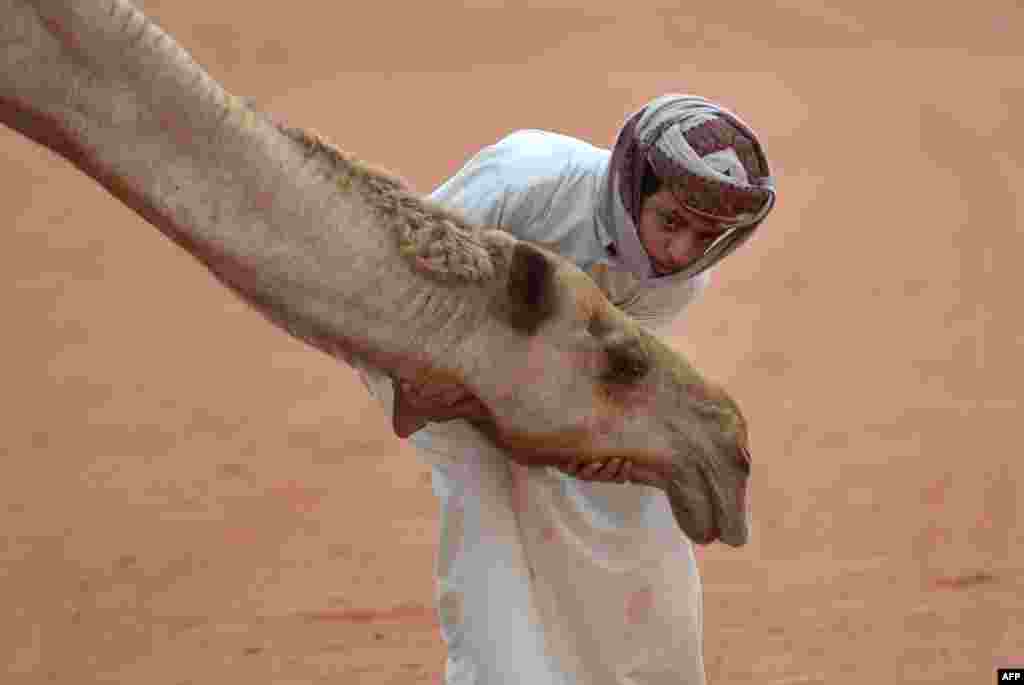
[698,508,721,545]
[699,466,723,545]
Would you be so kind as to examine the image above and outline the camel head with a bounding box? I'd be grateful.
[464,239,752,546]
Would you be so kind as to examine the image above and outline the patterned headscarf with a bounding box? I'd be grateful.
[603,94,776,285]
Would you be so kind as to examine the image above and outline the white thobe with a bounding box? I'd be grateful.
[357,129,712,684]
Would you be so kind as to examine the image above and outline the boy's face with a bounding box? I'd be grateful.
[637,186,730,276]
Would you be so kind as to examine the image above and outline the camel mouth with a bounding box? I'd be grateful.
[690,510,721,547]
[695,466,723,546]
[701,465,750,548]
[664,466,720,546]
[666,463,748,547]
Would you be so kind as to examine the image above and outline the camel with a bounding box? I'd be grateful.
[0,0,751,546]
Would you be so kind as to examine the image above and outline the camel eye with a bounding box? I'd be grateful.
[601,335,649,384]
[586,314,612,338]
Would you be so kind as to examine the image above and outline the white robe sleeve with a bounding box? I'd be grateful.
[428,144,514,228]
[427,131,563,243]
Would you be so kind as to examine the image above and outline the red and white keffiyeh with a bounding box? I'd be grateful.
[604,94,777,284]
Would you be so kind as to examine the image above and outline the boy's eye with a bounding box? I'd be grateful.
[661,212,686,231]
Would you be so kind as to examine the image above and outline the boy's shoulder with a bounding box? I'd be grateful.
[483,129,609,197]
[492,129,606,163]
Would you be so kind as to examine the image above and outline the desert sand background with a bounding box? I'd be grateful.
[2,1,1022,683]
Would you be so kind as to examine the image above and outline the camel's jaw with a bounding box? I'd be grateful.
[707,464,751,547]
[662,459,750,547]
[712,444,753,547]
[704,465,750,548]
[663,468,719,546]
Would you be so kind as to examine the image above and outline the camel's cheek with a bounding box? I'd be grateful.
[505,339,654,436]
[603,381,655,413]
[583,382,656,439]
[491,336,581,402]
[564,344,607,377]
[583,404,622,437]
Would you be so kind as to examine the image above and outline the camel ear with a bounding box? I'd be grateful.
[501,242,557,335]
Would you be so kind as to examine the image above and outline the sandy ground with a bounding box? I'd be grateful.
[2,1,1022,683]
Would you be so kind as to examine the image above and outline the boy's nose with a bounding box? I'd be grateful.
[667,236,695,264]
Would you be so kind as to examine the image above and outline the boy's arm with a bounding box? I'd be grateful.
[391,142,517,436]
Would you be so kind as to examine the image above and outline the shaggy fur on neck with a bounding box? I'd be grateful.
[277,124,507,284]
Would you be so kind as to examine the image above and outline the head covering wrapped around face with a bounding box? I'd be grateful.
[603,94,776,286]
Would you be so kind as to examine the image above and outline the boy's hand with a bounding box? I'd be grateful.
[558,457,667,488]
[391,376,491,438]
[400,379,474,412]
